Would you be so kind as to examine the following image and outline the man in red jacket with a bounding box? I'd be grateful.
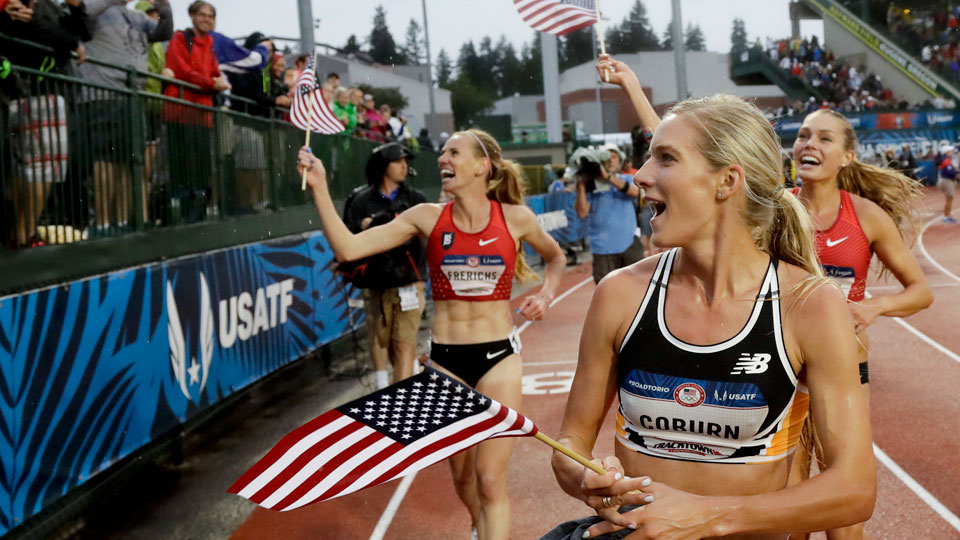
[162,0,230,224]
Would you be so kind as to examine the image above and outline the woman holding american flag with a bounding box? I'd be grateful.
[297,129,566,540]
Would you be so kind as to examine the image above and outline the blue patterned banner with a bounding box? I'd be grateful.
[0,232,361,534]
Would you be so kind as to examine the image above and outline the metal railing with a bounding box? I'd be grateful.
[0,33,442,251]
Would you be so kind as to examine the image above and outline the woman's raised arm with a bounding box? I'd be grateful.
[297,147,430,262]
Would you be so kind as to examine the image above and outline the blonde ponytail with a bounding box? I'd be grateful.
[459,128,537,283]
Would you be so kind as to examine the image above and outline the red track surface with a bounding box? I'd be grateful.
[232,188,960,539]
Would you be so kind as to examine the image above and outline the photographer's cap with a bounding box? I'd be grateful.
[372,142,415,162]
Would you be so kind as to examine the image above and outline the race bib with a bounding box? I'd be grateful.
[398,284,420,312]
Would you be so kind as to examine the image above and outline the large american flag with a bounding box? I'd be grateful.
[513,0,598,36]
[229,368,538,511]
[290,57,345,134]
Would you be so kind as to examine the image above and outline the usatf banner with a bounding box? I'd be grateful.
[0,232,361,534]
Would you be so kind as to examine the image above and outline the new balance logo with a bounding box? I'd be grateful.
[479,237,498,247]
[825,237,848,247]
[730,353,771,375]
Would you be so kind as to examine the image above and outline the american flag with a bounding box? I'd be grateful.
[228,368,538,511]
[513,0,598,36]
[290,57,345,134]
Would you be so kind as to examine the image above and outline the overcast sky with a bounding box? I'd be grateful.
[166,0,824,60]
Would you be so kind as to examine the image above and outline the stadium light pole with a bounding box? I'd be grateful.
[541,33,563,144]
[421,0,438,139]
[297,0,315,54]
[670,0,688,102]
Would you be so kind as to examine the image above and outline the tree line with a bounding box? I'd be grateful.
[341,1,711,127]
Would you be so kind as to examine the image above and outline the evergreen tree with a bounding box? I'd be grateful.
[499,40,522,97]
[560,27,594,70]
[731,17,748,51]
[477,36,500,94]
[685,23,706,51]
[517,32,543,95]
[436,48,453,87]
[402,18,425,65]
[608,0,659,54]
[457,40,483,84]
[368,6,402,65]
[342,34,362,55]
[447,74,496,129]
[661,23,673,50]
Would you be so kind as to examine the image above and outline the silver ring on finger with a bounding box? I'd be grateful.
[602,496,613,507]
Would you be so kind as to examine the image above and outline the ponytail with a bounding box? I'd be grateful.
[837,158,922,240]
[765,189,824,278]
[461,128,537,283]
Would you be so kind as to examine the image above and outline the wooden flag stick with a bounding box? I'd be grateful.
[301,51,318,191]
[534,431,606,475]
[594,0,610,83]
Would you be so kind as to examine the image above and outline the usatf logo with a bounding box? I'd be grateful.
[674,383,705,407]
[731,353,771,375]
[442,232,455,250]
[466,255,480,267]
[167,272,296,402]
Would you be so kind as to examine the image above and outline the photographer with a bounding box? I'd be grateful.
[573,144,644,283]
[342,143,428,389]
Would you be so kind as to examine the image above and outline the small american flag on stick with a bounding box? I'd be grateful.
[229,368,538,511]
[513,0,598,36]
[290,56,345,135]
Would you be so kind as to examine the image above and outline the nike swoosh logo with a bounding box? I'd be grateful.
[826,237,848,247]
[479,237,498,246]
[486,349,507,360]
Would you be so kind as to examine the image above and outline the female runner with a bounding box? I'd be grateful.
[787,110,933,540]
[297,129,566,540]
[543,87,875,539]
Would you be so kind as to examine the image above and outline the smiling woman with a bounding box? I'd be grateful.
[540,56,876,540]
[296,129,566,540]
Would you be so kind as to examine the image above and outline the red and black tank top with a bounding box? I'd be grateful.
[427,200,517,301]
[793,188,872,301]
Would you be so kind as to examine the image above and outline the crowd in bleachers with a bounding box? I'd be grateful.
[0,0,426,249]
[883,3,960,80]
[758,35,932,113]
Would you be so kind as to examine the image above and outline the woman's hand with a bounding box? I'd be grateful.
[597,54,640,89]
[516,291,551,321]
[584,482,719,540]
[578,457,656,529]
[847,298,883,332]
[297,146,328,192]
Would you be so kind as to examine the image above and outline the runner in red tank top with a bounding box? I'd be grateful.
[790,109,933,540]
[298,129,566,540]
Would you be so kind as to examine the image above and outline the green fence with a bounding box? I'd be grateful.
[0,40,441,251]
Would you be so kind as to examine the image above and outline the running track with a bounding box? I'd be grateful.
[231,188,960,539]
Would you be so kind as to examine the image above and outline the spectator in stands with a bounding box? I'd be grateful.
[364,94,387,141]
[351,88,370,135]
[340,142,428,389]
[937,145,958,223]
[163,0,229,223]
[417,128,434,152]
[270,52,288,106]
[222,32,290,117]
[898,143,918,180]
[1,0,92,247]
[572,144,644,283]
[74,0,173,234]
[331,86,357,133]
[325,72,340,92]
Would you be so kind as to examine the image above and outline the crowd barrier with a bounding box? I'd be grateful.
[0,230,364,534]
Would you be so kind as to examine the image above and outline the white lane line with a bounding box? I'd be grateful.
[524,360,579,367]
[516,277,593,335]
[873,444,960,533]
[368,473,416,540]
[369,275,592,540]
[865,293,960,365]
[918,214,960,283]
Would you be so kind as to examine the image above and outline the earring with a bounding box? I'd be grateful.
[717,192,723,199]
